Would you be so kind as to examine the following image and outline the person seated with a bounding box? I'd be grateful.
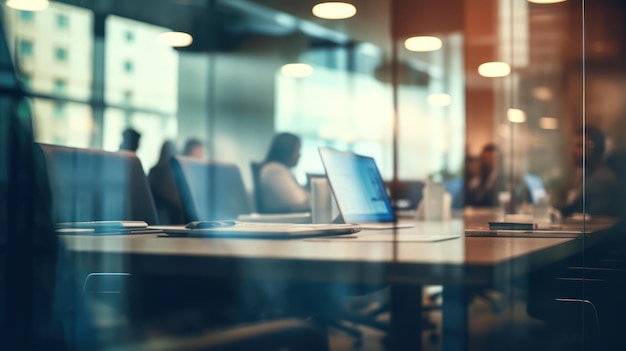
[119,128,141,153]
[148,141,184,224]
[465,143,505,207]
[183,138,204,159]
[554,126,619,217]
[258,133,310,213]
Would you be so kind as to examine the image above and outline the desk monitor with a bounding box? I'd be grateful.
[524,173,547,205]
[319,147,409,229]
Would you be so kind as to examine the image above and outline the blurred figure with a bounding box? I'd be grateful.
[148,141,184,224]
[183,138,204,159]
[554,126,619,217]
[258,132,310,213]
[465,143,503,207]
[119,128,141,152]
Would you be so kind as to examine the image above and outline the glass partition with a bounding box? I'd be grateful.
[3,0,626,350]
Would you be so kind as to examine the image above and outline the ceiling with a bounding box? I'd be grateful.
[55,0,626,78]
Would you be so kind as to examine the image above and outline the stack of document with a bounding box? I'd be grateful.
[56,221,161,235]
[152,221,360,239]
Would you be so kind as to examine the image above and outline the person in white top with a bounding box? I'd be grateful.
[259,133,310,213]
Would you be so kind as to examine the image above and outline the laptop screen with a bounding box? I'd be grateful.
[523,173,547,204]
[318,147,395,223]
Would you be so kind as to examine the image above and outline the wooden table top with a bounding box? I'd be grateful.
[60,219,594,286]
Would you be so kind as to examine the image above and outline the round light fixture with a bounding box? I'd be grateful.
[312,2,357,20]
[6,0,49,11]
[281,63,313,78]
[539,117,559,130]
[528,0,566,4]
[478,61,511,77]
[532,86,553,100]
[158,32,193,47]
[427,93,452,107]
[404,36,442,52]
[507,108,527,123]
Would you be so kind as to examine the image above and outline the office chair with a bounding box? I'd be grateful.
[385,180,425,211]
[171,156,252,221]
[35,143,159,225]
[172,159,388,346]
[250,161,267,213]
[35,143,171,328]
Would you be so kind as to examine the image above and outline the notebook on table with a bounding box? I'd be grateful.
[464,224,587,238]
[151,221,360,239]
[318,147,414,230]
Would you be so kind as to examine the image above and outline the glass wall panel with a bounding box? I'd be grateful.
[4,0,626,350]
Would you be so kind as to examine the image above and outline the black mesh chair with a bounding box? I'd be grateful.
[35,143,159,225]
[171,156,252,222]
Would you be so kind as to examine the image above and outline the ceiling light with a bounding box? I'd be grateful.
[539,117,559,130]
[507,108,527,123]
[478,61,511,77]
[404,36,442,52]
[281,63,313,78]
[427,93,452,107]
[158,32,193,47]
[533,86,553,100]
[528,0,566,4]
[6,0,49,11]
[312,2,357,20]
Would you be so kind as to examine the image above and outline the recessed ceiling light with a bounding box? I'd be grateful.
[478,61,511,77]
[158,32,193,47]
[528,0,566,4]
[539,117,559,130]
[312,2,357,20]
[533,86,553,100]
[281,63,313,78]
[427,93,452,107]
[6,0,49,11]
[507,108,527,123]
[404,36,442,52]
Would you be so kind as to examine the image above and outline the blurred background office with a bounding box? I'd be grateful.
[4,0,626,350]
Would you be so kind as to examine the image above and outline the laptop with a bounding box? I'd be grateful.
[523,173,548,204]
[318,147,414,230]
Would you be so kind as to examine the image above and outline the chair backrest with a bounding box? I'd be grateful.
[36,143,159,225]
[385,180,425,210]
[172,156,252,222]
[250,161,266,213]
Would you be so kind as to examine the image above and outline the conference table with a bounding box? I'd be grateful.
[60,217,612,351]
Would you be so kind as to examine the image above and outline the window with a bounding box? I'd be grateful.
[56,14,69,28]
[19,11,34,22]
[54,47,68,62]
[4,2,94,148]
[54,79,66,95]
[104,16,179,170]
[19,40,33,57]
